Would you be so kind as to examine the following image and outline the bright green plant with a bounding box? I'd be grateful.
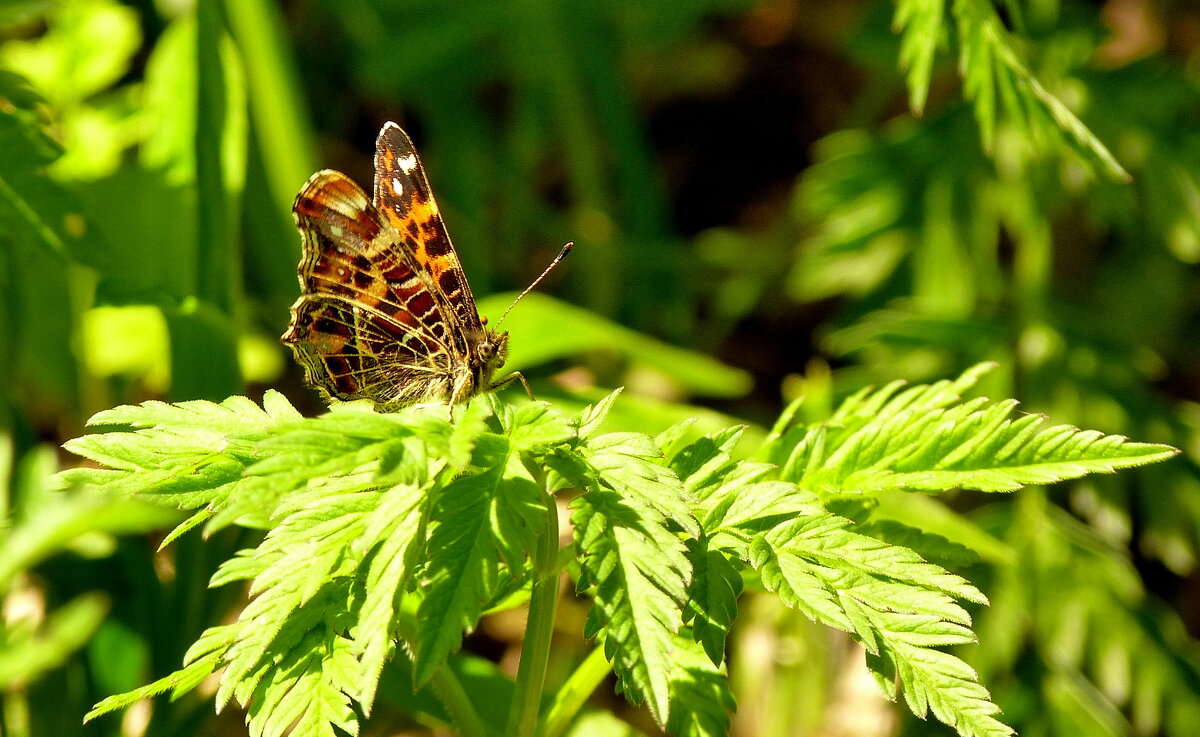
[66,364,1175,737]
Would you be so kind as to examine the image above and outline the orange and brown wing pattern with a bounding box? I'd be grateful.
[372,122,483,348]
[282,169,460,408]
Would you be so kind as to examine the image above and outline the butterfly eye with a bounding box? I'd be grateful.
[478,341,494,360]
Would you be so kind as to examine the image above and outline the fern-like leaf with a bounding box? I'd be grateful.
[665,634,736,737]
[245,629,359,737]
[682,537,742,666]
[413,432,545,685]
[789,393,1177,493]
[351,483,427,713]
[893,0,1129,179]
[751,510,1010,737]
[573,488,689,726]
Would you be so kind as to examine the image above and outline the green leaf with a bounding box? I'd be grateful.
[351,483,428,714]
[750,534,854,633]
[85,649,224,722]
[665,634,735,737]
[573,486,691,726]
[763,515,985,606]
[796,394,1178,493]
[868,644,1013,737]
[245,629,358,737]
[584,431,700,538]
[654,417,700,460]
[478,292,752,398]
[950,0,1129,180]
[750,506,1008,737]
[414,433,543,685]
[682,538,741,666]
[668,426,745,499]
[894,0,945,114]
[577,388,624,439]
[507,401,576,452]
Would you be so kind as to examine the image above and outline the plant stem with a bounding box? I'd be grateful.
[505,494,562,737]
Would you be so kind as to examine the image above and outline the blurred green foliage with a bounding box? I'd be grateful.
[0,0,1198,735]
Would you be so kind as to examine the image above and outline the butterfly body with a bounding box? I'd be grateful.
[282,122,512,411]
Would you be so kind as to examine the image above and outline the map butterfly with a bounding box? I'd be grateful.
[282,122,570,411]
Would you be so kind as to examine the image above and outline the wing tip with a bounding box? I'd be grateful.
[377,121,416,152]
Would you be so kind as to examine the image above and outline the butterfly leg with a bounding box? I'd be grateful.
[490,371,535,401]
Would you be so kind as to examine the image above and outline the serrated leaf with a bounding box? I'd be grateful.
[413,433,543,685]
[585,432,701,538]
[351,485,428,706]
[85,394,279,434]
[765,515,985,605]
[573,489,691,726]
[655,417,699,460]
[160,508,212,548]
[951,0,1129,180]
[245,630,359,737]
[704,479,815,538]
[215,494,376,709]
[577,388,624,438]
[85,650,224,722]
[799,394,1178,493]
[750,504,1008,737]
[669,426,745,499]
[507,401,576,452]
[683,538,742,666]
[880,641,1013,737]
[750,536,854,633]
[665,635,736,737]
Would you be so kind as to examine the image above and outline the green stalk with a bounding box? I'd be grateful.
[505,493,562,737]
[194,0,232,313]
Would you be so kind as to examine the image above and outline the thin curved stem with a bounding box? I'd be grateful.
[505,492,562,737]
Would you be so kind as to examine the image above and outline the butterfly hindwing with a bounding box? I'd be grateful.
[284,169,460,407]
[285,296,452,407]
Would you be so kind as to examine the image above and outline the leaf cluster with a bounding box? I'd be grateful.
[64,365,1176,737]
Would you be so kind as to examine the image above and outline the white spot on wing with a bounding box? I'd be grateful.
[391,177,404,196]
[398,154,418,173]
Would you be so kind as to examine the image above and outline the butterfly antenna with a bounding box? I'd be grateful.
[494,241,574,327]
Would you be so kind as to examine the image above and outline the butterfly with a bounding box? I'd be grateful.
[282,121,569,411]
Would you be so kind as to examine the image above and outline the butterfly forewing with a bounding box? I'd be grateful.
[372,123,484,341]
